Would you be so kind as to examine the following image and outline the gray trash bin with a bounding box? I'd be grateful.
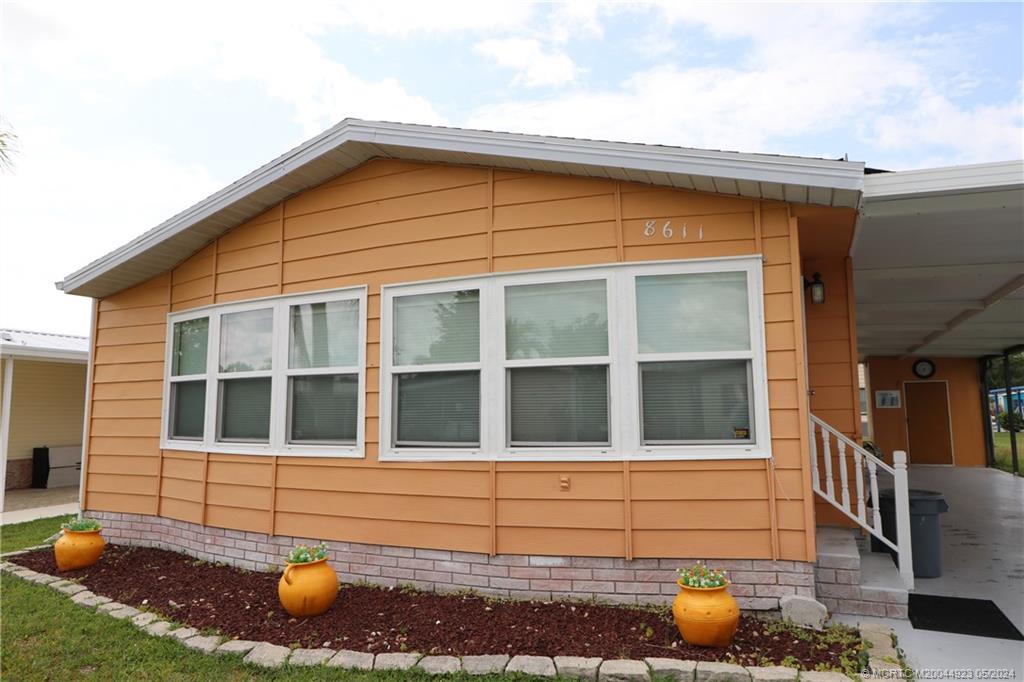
[873,488,949,578]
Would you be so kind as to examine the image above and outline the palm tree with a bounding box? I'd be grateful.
[0,127,17,171]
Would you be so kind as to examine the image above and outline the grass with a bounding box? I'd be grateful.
[0,516,525,681]
[991,431,1021,474]
[0,514,68,554]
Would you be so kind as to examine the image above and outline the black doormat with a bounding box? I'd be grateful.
[908,593,1024,640]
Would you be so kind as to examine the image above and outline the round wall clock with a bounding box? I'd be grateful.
[912,358,936,379]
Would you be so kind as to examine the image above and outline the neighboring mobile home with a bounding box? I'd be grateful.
[0,329,89,509]
[57,121,1024,617]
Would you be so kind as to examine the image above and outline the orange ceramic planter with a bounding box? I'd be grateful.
[278,558,339,617]
[671,580,739,648]
[54,529,105,571]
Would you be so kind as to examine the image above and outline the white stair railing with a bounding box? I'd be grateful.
[810,414,914,589]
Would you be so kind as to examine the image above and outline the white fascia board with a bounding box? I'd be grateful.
[58,119,865,298]
[864,160,1024,199]
[0,346,89,363]
[346,120,866,190]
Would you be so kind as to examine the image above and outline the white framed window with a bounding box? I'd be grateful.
[161,286,367,457]
[380,256,771,461]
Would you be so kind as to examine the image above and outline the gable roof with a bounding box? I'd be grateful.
[0,329,89,362]
[58,119,865,299]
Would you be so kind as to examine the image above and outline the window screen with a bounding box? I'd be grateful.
[640,360,752,443]
[170,380,205,440]
[509,365,609,445]
[290,375,358,443]
[395,371,480,446]
[219,377,272,442]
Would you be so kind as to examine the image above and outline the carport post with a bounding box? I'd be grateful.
[1003,350,1020,476]
[0,356,12,512]
[979,357,996,467]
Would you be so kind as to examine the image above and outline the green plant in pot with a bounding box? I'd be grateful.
[278,542,337,617]
[671,562,739,647]
[54,516,105,571]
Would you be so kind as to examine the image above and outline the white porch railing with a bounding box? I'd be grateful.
[810,414,914,589]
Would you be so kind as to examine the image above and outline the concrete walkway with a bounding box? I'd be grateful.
[837,466,1023,678]
[0,486,79,524]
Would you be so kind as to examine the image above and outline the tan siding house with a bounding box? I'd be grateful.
[61,120,950,615]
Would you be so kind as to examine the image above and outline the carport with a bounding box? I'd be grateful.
[847,160,1023,665]
[854,160,1023,470]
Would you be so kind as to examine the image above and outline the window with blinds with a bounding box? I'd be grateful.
[218,308,273,443]
[287,300,361,444]
[379,257,769,461]
[162,287,366,457]
[634,271,754,445]
[168,317,208,440]
[391,289,481,447]
[505,279,610,446]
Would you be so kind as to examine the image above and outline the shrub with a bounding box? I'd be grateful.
[285,542,328,564]
[997,411,1024,431]
[61,517,101,532]
[677,562,728,588]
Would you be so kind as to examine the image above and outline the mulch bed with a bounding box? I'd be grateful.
[12,545,858,668]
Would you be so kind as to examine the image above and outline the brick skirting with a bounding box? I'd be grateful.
[87,511,815,611]
[814,556,909,619]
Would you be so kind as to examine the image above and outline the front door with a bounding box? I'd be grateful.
[904,381,954,465]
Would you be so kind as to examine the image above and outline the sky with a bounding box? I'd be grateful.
[1,0,1021,337]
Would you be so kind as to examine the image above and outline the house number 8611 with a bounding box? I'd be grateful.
[643,219,704,240]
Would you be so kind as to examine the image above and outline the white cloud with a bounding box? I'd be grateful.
[475,38,581,88]
[333,0,534,37]
[5,0,447,135]
[467,3,1023,167]
[0,125,221,334]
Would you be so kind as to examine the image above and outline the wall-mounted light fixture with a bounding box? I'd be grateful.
[804,272,825,304]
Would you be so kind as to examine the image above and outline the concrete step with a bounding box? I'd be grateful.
[859,552,909,607]
[814,526,909,619]
[815,526,860,570]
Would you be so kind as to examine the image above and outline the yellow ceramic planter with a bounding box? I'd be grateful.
[671,580,739,648]
[278,558,339,617]
[54,529,105,571]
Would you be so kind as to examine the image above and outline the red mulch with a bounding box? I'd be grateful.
[12,545,857,667]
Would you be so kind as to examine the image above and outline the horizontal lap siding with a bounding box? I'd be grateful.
[88,274,171,515]
[803,256,860,527]
[85,159,820,562]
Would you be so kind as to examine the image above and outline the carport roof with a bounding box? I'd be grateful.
[57,118,865,299]
[0,329,89,363]
[854,160,1024,358]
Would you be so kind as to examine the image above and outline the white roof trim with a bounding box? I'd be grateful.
[863,160,1024,199]
[0,346,88,363]
[58,118,865,299]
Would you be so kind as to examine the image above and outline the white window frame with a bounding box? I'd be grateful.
[382,277,492,458]
[161,286,367,458]
[380,256,771,462]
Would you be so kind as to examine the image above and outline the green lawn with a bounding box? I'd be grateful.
[0,516,529,681]
[0,514,69,553]
[992,431,1021,474]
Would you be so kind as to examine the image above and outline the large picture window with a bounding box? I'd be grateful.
[161,287,366,457]
[380,256,770,461]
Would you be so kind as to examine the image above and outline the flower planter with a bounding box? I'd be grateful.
[671,579,739,648]
[277,558,338,617]
[54,528,105,571]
